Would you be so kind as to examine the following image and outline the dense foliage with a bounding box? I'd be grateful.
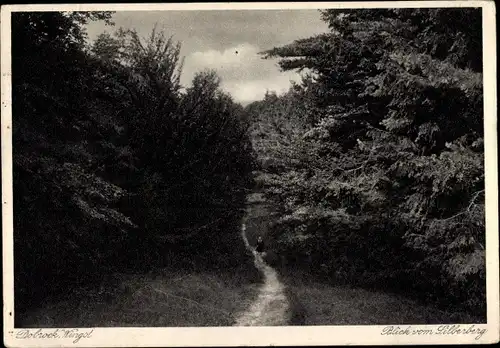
[249,8,485,317]
[12,12,256,315]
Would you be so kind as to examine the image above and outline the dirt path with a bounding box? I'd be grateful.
[234,216,290,326]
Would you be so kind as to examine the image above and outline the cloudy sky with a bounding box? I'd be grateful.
[85,10,329,104]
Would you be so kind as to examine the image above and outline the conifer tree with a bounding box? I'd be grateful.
[254,8,484,315]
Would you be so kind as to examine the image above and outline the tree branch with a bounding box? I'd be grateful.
[441,189,485,222]
[467,189,485,211]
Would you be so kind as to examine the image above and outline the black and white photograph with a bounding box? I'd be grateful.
[2,1,498,346]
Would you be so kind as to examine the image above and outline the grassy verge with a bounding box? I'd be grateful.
[278,270,482,325]
[17,268,262,327]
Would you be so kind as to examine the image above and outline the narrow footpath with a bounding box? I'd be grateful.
[234,220,290,326]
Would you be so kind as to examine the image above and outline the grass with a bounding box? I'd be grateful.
[279,270,483,325]
[17,268,262,328]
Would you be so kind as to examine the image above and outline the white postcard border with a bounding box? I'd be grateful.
[2,2,498,347]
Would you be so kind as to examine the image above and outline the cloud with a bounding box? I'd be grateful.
[84,10,329,104]
[181,43,268,83]
[181,43,302,104]
[188,43,260,68]
[85,10,329,55]
[224,74,301,103]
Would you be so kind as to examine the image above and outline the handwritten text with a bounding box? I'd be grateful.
[381,324,487,340]
[15,328,94,343]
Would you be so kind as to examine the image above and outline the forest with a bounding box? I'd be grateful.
[12,8,485,323]
[12,11,259,317]
[249,8,485,316]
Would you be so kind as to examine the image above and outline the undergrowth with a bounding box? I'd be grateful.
[17,268,262,327]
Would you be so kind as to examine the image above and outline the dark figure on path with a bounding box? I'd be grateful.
[256,236,265,253]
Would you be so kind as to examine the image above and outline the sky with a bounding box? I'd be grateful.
[85,10,329,104]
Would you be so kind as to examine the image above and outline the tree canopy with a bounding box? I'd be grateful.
[13,12,255,315]
[250,8,484,316]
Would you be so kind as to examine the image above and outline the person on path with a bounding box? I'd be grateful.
[256,236,265,254]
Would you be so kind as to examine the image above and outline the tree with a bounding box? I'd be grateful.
[253,8,484,317]
[90,29,254,253]
[11,12,132,315]
[13,13,256,317]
